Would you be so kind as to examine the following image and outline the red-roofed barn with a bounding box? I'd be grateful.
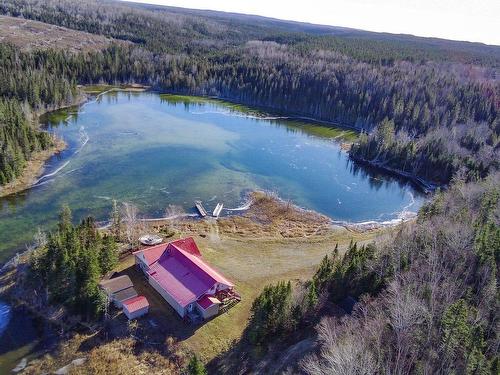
[133,237,235,319]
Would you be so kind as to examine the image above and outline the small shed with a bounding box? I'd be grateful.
[113,287,138,308]
[100,275,133,295]
[99,275,137,308]
[196,295,221,319]
[123,296,149,320]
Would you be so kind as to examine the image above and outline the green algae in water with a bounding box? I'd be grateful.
[0,92,424,263]
[160,94,358,142]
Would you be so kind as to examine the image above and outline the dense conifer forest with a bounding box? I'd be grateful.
[0,98,52,185]
[0,1,498,373]
[0,0,498,187]
[27,206,118,320]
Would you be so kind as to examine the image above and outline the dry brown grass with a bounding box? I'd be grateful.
[17,193,390,372]
[0,15,118,52]
[111,191,387,362]
[154,191,335,240]
[23,335,181,375]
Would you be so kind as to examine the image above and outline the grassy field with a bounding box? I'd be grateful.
[110,192,386,361]
[114,225,383,362]
[15,193,389,372]
[81,84,150,95]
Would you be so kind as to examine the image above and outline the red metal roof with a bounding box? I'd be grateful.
[197,295,221,310]
[170,237,201,257]
[174,245,234,287]
[133,243,168,265]
[145,237,234,308]
[122,295,149,312]
[133,237,201,266]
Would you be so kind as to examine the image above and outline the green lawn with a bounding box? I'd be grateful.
[114,228,382,362]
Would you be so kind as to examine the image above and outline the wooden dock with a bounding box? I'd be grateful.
[212,203,224,218]
[194,200,208,217]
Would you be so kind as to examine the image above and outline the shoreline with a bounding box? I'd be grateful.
[0,85,150,199]
[349,154,441,194]
[160,92,440,192]
[0,191,397,372]
[0,137,67,198]
[160,92,361,133]
[129,191,410,242]
[0,93,89,198]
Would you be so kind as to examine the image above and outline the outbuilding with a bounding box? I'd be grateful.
[99,275,138,308]
[122,296,149,320]
[196,295,221,319]
[113,287,138,308]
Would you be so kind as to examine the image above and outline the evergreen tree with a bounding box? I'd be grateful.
[28,206,118,320]
[248,281,293,344]
[306,281,318,310]
[58,204,72,233]
[99,235,118,275]
[187,355,207,375]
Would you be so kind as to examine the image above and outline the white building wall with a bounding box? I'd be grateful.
[196,302,219,319]
[135,254,149,274]
[124,305,149,320]
[148,275,187,317]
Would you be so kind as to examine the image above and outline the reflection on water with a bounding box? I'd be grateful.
[0,92,425,263]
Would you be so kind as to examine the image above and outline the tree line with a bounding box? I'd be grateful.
[0,1,498,372]
[0,98,52,185]
[1,38,497,186]
[0,0,498,188]
[246,240,382,347]
[27,205,118,320]
[234,171,499,374]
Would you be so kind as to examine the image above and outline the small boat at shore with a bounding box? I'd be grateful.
[195,200,208,217]
[139,234,163,246]
[212,203,224,218]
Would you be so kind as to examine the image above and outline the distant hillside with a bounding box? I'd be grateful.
[2,0,500,65]
[0,0,498,187]
[133,2,500,66]
[0,15,116,52]
[0,1,498,374]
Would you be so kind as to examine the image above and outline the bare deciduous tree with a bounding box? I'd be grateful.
[122,202,142,247]
[301,317,376,375]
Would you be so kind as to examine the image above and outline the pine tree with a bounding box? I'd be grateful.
[28,206,118,320]
[58,204,72,233]
[306,281,318,310]
[99,235,118,275]
[187,355,207,375]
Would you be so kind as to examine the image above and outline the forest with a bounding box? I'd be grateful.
[0,98,52,185]
[27,206,118,320]
[0,0,498,187]
[0,1,498,373]
[214,171,499,374]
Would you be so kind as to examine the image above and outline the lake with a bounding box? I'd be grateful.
[0,90,426,371]
[0,91,424,264]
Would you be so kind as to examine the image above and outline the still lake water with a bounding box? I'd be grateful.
[0,91,426,370]
[0,92,424,264]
